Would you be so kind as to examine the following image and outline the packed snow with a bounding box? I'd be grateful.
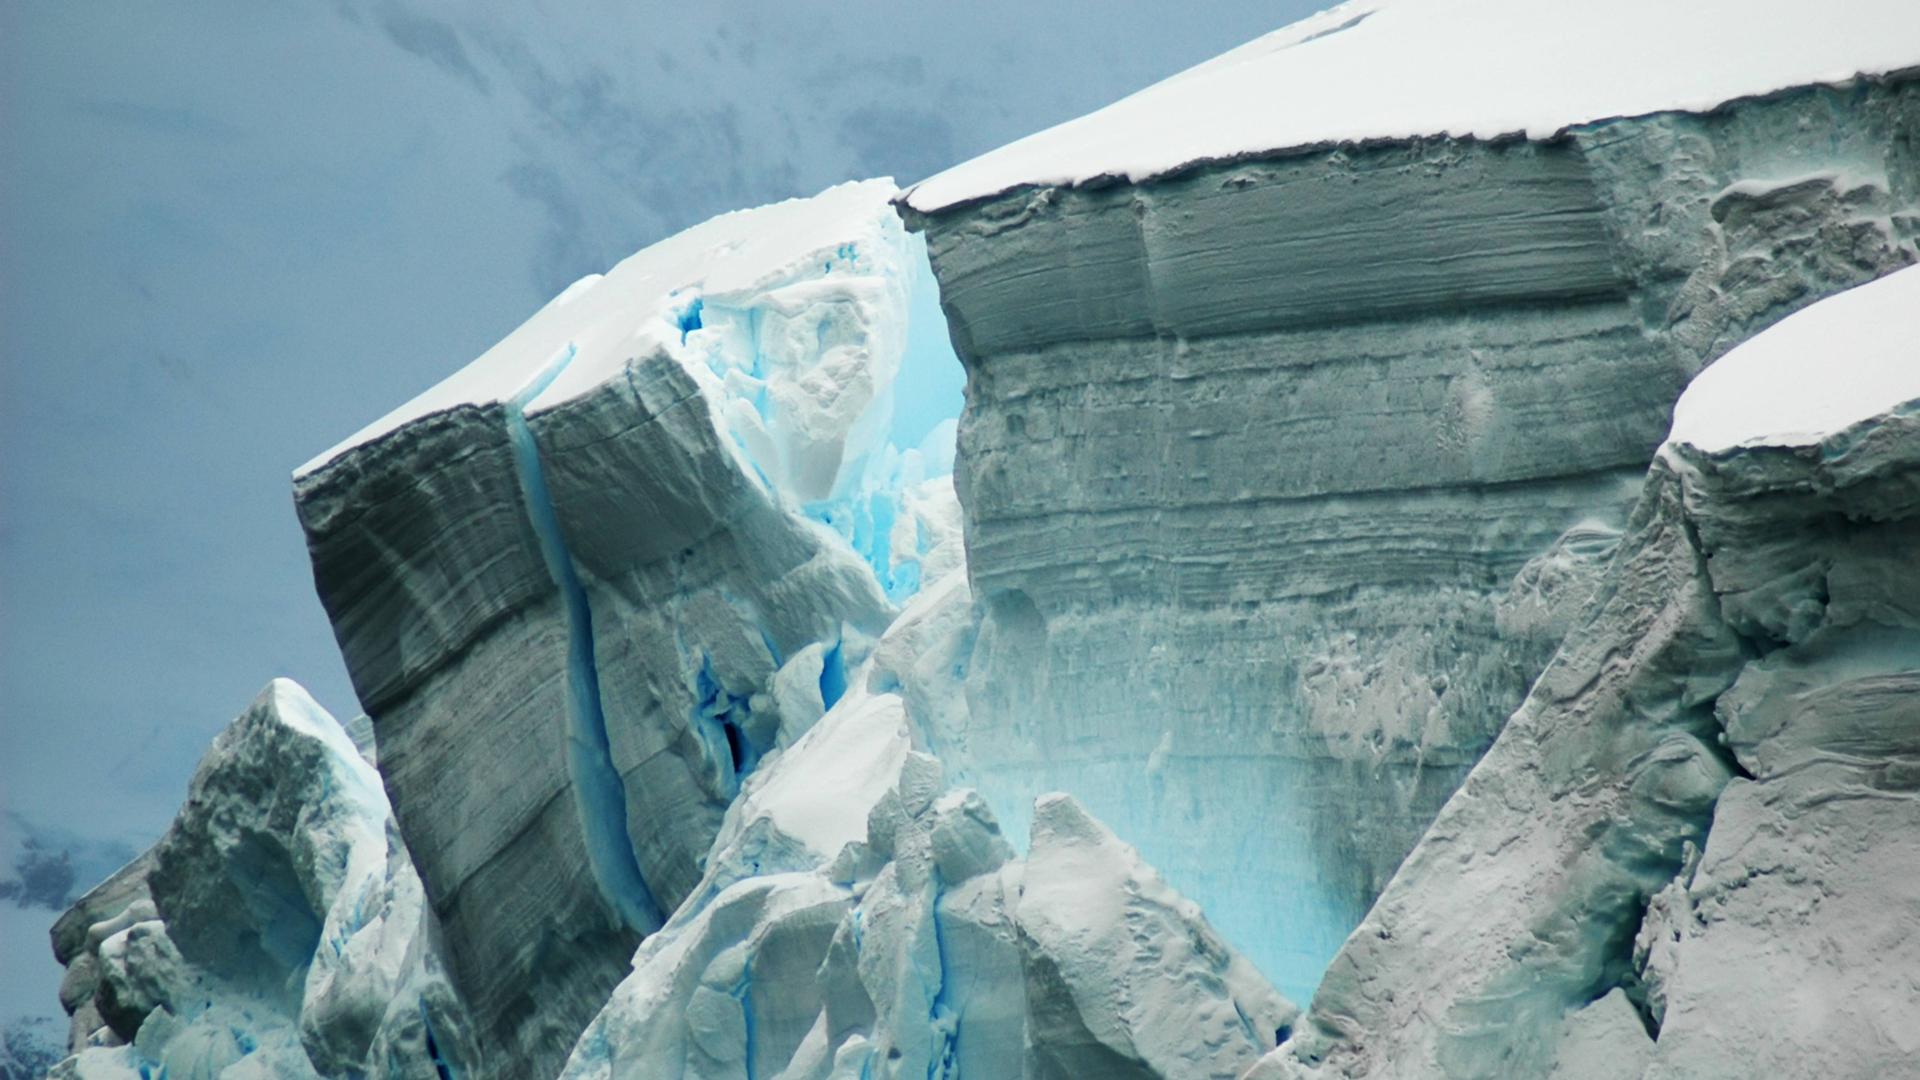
[726,688,912,859]
[298,179,955,486]
[1668,264,1920,452]
[905,0,1920,212]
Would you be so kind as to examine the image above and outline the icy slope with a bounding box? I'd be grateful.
[902,36,1919,999]
[905,0,1920,211]
[1254,265,1920,1078]
[44,680,476,1079]
[292,179,962,1079]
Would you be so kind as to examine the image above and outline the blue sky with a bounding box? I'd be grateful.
[0,0,1318,1026]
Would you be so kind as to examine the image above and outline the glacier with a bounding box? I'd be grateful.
[42,1,1920,1077]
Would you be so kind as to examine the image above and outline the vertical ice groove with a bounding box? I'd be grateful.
[507,343,666,933]
[925,874,957,1080]
[818,639,847,711]
[420,999,459,1080]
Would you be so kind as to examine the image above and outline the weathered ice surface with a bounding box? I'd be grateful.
[293,180,959,1078]
[902,73,1920,997]
[1254,265,1920,1078]
[44,680,476,1079]
[560,571,1295,1080]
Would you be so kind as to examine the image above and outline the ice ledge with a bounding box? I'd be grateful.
[1667,264,1920,454]
[903,0,1920,213]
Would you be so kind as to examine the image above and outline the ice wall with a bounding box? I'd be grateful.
[903,74,1920,1000]
[1254,265,1920,1078]
[292,180,964,1079]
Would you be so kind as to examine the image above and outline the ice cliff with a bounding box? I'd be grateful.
[280,176,1290,1080]
[1253,264,1920,1078]
[286,178,978,1079]
[45,1,1920,1077]
[898,0,1920,998]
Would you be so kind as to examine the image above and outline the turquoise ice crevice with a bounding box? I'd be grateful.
[800,234,963,605]
[506,342,666,934]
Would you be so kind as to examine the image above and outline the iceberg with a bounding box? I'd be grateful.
[43,3,1920,1077]
[44,680,476,1080]
[292,178,965,1078]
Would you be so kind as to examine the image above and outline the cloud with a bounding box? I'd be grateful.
[69,99,242,143]
[500,157,601,295]
[374,3,490,93]
[836,106,958,188]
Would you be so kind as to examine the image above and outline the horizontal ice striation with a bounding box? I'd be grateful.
[1257,265,1920,1078]
[293,179,963,1078]
[45,680,477,1079]
[902,73,1920,1000]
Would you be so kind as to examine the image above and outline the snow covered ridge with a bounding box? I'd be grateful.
[302,179,949,518]
[298,178,903,475]
[904,0,1920,212]
[1667,263,1920,453]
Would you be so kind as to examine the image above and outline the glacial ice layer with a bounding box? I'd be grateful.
[901,47,1920,999]
[1256,264,1920,1079]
